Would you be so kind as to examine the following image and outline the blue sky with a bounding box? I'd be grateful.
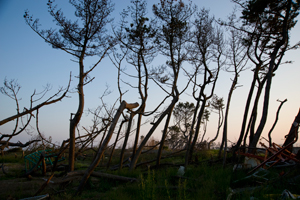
[1,0,300,147]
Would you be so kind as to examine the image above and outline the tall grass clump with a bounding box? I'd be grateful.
[139,169,156,200]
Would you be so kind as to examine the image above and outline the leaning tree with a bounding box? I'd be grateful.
[230,0,300,152]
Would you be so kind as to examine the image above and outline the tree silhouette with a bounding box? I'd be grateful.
[24,0,115,171]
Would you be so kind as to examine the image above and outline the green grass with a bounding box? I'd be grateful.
[1,148,299,200]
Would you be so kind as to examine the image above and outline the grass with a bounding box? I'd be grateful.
[1,148,299,199]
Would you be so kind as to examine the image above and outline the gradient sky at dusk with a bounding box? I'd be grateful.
[1,0,300,147]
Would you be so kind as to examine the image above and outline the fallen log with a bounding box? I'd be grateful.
[57,170,138,184]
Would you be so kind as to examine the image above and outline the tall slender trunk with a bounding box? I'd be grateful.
[221,76,237,166]
[184,98,201,167]
[188,98,206,163]
[247,78,266,145]
[132,112,143,160]
[233,67,258,152]
[119,113,134,170]
[208,109,223,150]
[156,109,173,166]
[69,60,85,172]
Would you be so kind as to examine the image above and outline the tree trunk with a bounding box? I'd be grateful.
[221,76,237,167]
[106,120,126,170]
[233,66,258,153]
[132,112,143,161]
[187,98,206,163]
[69,60,85,172]
[208,109,223,150]
[129,97,178,171]
[283,109,300,150]
[156,110,173,166]
[184,98,201,167]
[119,113,134,170]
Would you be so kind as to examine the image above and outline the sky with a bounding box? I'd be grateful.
[1,0,300,148]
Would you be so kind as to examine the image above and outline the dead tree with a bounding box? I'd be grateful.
[0,77,70,153]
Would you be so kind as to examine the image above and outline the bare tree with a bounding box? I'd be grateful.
[185,9,225,166]
[0,77,70,153]
[128,0,196,170]
[24,0,115,171]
